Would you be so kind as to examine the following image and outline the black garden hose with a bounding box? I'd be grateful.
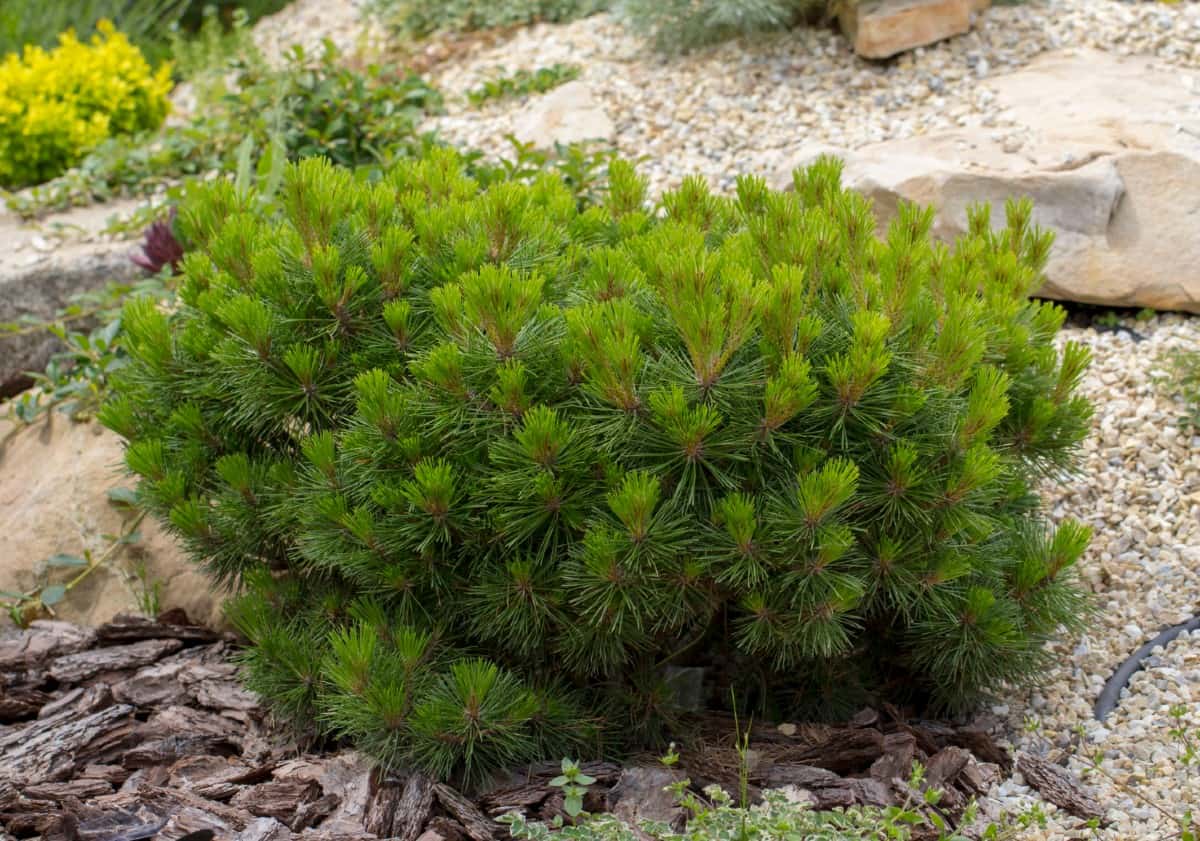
[1094,615,1200,721]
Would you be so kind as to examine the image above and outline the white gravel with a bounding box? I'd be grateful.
[984,314,1200,840]
[250,0,385,63]
[423,0,1200,194]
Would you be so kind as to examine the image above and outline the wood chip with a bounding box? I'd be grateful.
[0,685,52,722]
[96,611,221,645]
[394,774,435,841]
[364,777,402,837]
[1015,752,1106,823]
[0,703,135,785]
[23,778,113,800]
[235,817,293,841]
[435,783,502,841]
[48,639,183,683]
[124,735,240,769]
[425,816,468,841]
[926,746,972,788]
[0,621,95,671]
[784,727,885,774]
[230,779,322,823]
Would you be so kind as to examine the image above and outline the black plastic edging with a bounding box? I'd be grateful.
[1094,615,1200,721]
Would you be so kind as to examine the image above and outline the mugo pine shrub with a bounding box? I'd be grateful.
[0,20,172,188]
[104,151,1093,787]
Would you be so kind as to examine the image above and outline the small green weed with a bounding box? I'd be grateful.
[467,64,581,107]
[618,0,829,54]
[130,557,164,617]
[1159,348,1200,430]
[551,759,599,818]
[1168,704,1198,767]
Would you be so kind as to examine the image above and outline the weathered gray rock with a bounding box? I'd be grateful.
[0,200,144,395]
[511,81,614,149]
[839,0,981,60]
[605,766,686,827]
[776,50,1200,313]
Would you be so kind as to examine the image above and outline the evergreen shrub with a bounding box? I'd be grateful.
[103,150,1093,787]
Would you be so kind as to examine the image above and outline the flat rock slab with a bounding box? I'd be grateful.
[840,0,979,60]
[0,199,145,395]
[777,49,1200,313]
[511,80,615,149]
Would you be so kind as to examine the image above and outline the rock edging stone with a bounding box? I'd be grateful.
[777,49,1200,313]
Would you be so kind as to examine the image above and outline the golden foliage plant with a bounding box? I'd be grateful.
[0,20,172,188]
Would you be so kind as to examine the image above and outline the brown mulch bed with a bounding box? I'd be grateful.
[0,612,1102,841]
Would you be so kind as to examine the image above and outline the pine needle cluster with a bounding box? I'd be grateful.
[103,150,1093,787]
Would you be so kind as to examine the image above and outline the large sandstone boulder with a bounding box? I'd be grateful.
[511,80,615,149]
[839,0,983,60]
[0,200,144,396]
[775,49,1200,313]
[0,413,224,628]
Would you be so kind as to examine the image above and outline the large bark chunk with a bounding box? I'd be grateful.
[435,783,501,841]
[1016,752,1106,823]
[49,639,182,683]
[230,780,323,823]
[0,703,135,785]
[96,611,222,645]
[0,621,95,671]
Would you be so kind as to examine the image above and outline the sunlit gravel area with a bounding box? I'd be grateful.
[424,0,1200,194]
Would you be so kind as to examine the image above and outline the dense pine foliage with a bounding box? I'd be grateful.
[103,151,1092,787]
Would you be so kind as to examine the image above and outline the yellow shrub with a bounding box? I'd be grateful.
[0,20,172,188]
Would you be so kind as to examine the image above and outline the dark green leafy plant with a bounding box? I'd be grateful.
[103,151,1092,787]
[467,64,581,107]
[618,0,830,53]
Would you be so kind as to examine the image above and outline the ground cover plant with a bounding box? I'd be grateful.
[104,150,1092,788]
[467,63,581,107]
[0,20,172,188]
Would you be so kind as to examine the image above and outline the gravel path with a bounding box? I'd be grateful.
[250,0,383,63]
[424,0,1200,194]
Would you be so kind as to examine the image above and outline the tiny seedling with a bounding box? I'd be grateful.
[550,758,597,818]
[1169,704,1198,767]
